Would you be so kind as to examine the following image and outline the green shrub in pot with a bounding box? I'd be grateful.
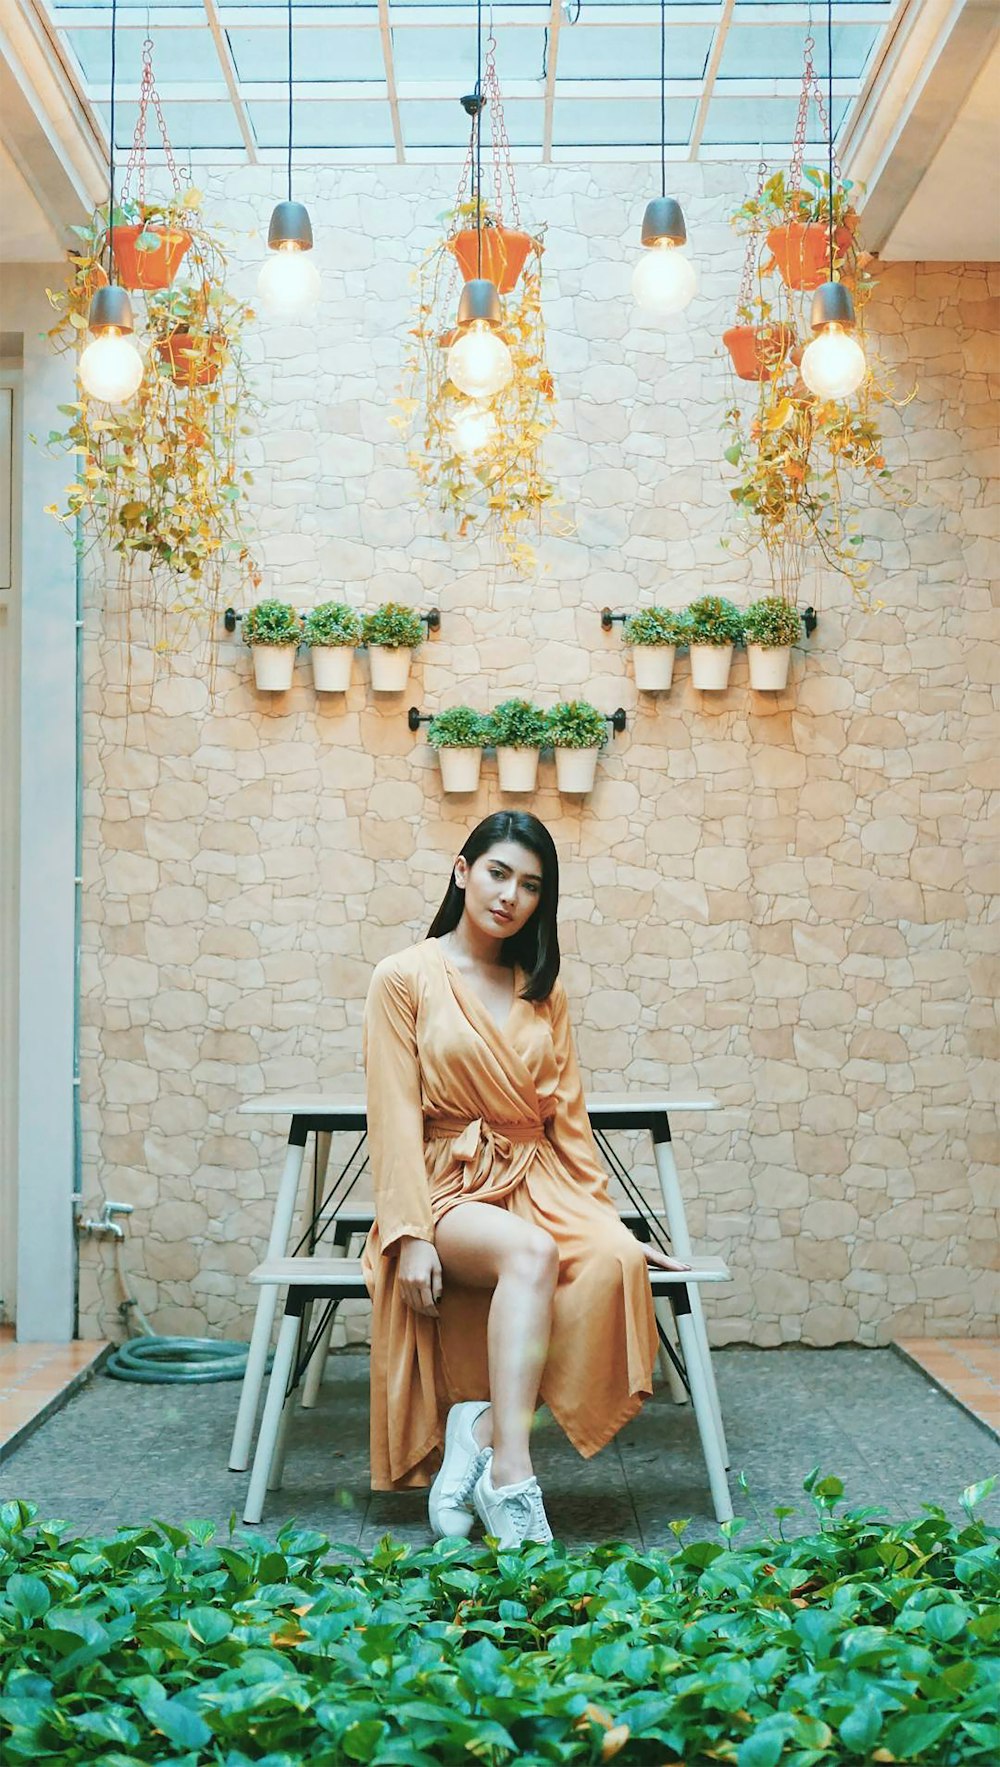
[302,602,362,648]
[362,602,425,691]
[302,601,361,693]
[623,606,690,692]
[743,595,802,691]
[427,705,489,793]
[685,594,744,691]
[488,698,549,792]
[242,599,301,691]
[545,699,609,795]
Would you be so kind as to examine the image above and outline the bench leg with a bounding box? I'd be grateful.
[652,1128,729,1465]
[244,1310,300,1525]
[675,1303,733,1524]
[654,1298,689,1405]
[229,1130,308,1471]
[301,1308,336,1409]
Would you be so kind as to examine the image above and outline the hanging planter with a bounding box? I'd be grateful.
[766,216,855,292]
[362,603,424,692]
[244,599,302,691]
[427,707,489,794]
[488,699,548,792]
[155,330,226,386]
[685,597,744,691]
[109,221,191,291]
[394,27,558,577]
[451,223,535,294]
[546,701,608,796]
[722,322,796,382]
[44,33,260,661]
[302,602,361,692]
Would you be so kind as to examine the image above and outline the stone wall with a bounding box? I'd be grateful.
[77,161,999,1348]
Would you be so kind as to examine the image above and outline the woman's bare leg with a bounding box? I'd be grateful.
[435,1201,558,1487]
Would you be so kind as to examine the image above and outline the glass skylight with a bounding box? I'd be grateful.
[45,2,895,164]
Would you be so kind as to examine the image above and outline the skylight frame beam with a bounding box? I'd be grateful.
[541,0,560,164]
[377,0,405,162]
[48,3,896,31]
[687,0,734,159]
[202,0,258,162]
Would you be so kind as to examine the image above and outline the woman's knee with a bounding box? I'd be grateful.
[505,1223,559,1288]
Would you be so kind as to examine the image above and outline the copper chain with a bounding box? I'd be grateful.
[122,36,183,206]
[738,155,768,313]
[790,32,842,193]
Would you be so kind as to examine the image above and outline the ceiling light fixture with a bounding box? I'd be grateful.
[79,0,144,404]
[632,0,696,320]
[446,0,513,400]
[800,0,866,400]
[258,0,320,319]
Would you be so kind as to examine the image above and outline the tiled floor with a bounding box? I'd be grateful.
[0,1326,108,1460]
[1,1345,997,1546]
[894,1338,1000,1437]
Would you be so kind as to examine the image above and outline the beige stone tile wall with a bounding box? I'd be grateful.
[76,165,999,1348]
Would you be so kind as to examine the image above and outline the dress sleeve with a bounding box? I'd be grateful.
[544,979,613,1201]
[363,961,435,1253]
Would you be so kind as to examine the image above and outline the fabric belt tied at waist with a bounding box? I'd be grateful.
[426,1116,547,1160]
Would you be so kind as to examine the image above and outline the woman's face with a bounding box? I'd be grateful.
[455,840,543,942]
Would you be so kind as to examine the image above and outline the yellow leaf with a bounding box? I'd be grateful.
[764,397,793,432]
[601,1727,630,1761]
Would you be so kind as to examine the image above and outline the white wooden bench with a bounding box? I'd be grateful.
[242,1252,732,1527]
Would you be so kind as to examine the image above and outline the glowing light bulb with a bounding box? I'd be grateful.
[631,242,697,319]
[257,244,321,319]
[448,404,498,458]
[78,329,145,403]
[446,320,513,399]
[800,323,866,400]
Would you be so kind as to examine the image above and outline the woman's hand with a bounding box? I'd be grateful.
[640,1241,691,1274]
[397,1236,443,1317]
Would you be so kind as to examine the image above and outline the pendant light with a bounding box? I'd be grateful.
[79,0,144,403]
[258,0,320,319]
[800,0,866,400]
[445,0,513,400]
[632,0,696,319]
[448,403,499,457]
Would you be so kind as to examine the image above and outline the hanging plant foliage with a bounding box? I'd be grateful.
[393,27,561,575]
[43,36,259,655]
[721,43,912,609]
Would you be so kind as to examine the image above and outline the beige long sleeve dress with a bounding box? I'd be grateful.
[360,936,658,1491]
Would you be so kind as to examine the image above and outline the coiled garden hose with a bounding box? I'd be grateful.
[104,1239,263,1384]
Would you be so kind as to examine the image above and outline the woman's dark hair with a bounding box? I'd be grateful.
[426,812,560,1002]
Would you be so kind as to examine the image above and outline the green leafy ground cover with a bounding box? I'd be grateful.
[1,1475,996,1767]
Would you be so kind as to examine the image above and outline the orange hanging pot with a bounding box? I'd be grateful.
[110,223,192,291]
[766,216,856,291]
[156,331,226,387]
[722,323,797,381]
[450,225,535,294]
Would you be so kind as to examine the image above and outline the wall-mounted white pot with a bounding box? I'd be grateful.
[554,747,599,794]
[496,747,541,792]
[310,646,354,692]
[251,644,297,691]
[438,747,483,793]
[689,643,734,690]
[632,645,677,692]
[368,645,412,692]
[747,644,791,690]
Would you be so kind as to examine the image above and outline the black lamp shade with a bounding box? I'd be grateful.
[267,200,314,251]
[810,280,856,332]
[87,284,135,334]
[641,197,687,248]
[457,278,503,327]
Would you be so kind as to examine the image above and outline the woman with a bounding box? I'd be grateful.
[361,811,688,1548]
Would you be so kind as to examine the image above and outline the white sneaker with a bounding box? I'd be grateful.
[473,1453,553,1550]
[428,1400,491,1539]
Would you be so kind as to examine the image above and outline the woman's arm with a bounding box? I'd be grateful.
[363,960,436,1254]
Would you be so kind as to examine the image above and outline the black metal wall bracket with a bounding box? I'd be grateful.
[604,607,818,638]
[802,606,818,636]
[409,706,627,736]
[224,606,441,637]
[601,609,628,631]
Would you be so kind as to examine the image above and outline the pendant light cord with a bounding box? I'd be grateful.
[660,0,666,198]
[108,0,117,282]
[475,0,483,276]
[827,0,834,281]
[287,0,293,204]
